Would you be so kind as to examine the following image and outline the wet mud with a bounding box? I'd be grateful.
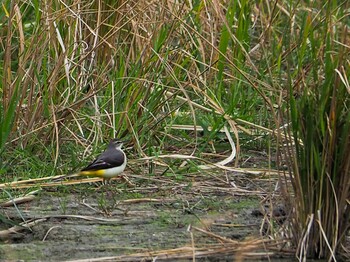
[0,171,279,261]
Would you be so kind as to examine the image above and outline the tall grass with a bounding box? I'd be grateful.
[0,0,260,164]
[282,2,350,259]
[0,0,349,259]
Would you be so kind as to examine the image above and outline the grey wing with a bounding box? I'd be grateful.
[81,149,125,171]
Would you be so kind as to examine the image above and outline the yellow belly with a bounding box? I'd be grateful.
[79,169,106,177]
[79,162,126,178]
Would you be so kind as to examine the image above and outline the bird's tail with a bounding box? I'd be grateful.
[51,173,80,181]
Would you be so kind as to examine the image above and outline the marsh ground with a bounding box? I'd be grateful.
[0,164,287,261]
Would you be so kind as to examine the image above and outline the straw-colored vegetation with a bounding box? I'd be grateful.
[1,0,349,261]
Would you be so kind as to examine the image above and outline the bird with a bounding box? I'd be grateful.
[79,139,127,181]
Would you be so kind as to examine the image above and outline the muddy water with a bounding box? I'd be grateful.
[1,177,270,261]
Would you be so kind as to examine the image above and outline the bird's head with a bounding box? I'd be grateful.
[109,138,124,149]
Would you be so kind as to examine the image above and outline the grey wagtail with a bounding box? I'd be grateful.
[79,139,127,180]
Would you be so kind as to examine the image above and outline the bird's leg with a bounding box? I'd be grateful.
[103,178,113,191]
[94,178,109,190]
